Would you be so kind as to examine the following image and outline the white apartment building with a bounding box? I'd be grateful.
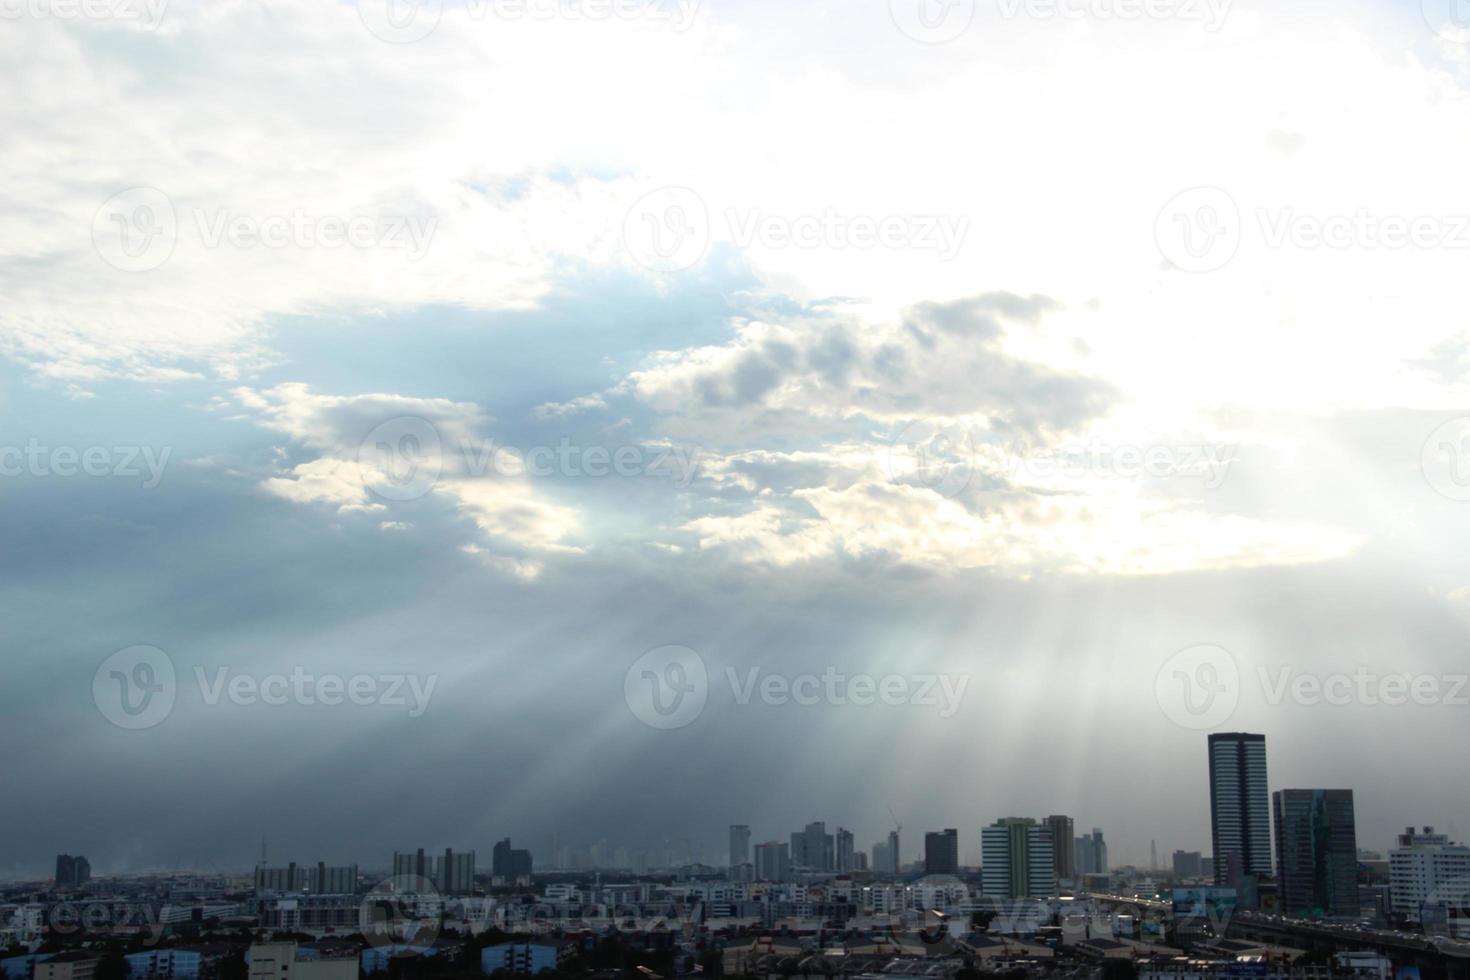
[1389,826,1470,934]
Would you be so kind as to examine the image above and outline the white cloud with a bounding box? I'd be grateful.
[238,383,581,560]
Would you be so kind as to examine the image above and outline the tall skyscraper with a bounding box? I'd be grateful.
[1075,828,1108,874]
[729,825,751,868]
[924,829,959,874]
[754,841,790,882]
[1044,816,1075,881]
[835,827,855,872]
[1273,789,1359,918]
[791,821,834,871]
[888,829,901,874]
[1208,733,1273,887]
[393,848,429,881]
[981,818,1057,899]
[436,848,475,895]
[54,855,90,888]
[255,863,307,893]
[1389,826,1470,932]
[309,862,358,894]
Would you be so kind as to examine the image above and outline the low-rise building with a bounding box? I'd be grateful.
[480,943,563,974]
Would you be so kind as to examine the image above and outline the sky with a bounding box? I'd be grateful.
[3,0,1470,878]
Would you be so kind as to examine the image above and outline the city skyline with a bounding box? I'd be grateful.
[10,729,1460,880]
[6,0,1470,939]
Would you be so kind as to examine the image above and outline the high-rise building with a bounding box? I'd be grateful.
[393,849,430,882]
[754,841,791,882]
[309,863,358,894]
[1044,816,1075,881]
[255,863,305,894]
[981,818,1056,899]
[729,825,751,869]
[492,839,533,879]
[888,830,901,874]
[1208,733,1273,888]
[835,827,855,872]
[924,829,959,875]
[1172,850,1204,879]
[1389,826,1470,933]
[1075,829,1109,874]
[852,852,869,872]
[790,822,834,871]
[435,849,475,895]
[54,855,90,888]
[1273,789,1359,918]
[872,841,891,875]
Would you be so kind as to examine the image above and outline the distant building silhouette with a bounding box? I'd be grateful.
[729,825,751,868]
[1075,828,1108,874]
[54,855,90,888]
[924,829,959,874]
[790,821,834,871]
[1044,816,1075,880]
[753,841,790,882]
[835,827,854,872]
[492,838,533,879]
